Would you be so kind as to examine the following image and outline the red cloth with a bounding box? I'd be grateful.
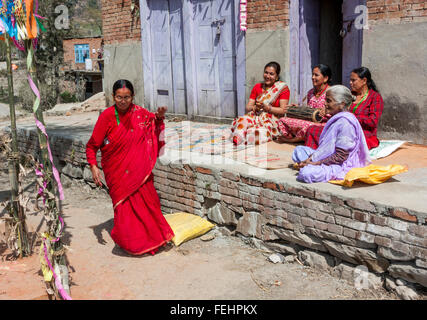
[352,89,383,149]
[86,104,173,255]
[249,83,290,107]
[304,124,324,149]
[304,90,384,150]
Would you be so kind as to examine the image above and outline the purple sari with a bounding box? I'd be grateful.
[292,111,371,183]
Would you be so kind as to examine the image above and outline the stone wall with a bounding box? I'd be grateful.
[7,125,427,290]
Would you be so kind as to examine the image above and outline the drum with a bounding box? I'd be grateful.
[286,106,323,123]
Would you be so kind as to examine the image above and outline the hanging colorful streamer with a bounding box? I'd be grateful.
[1,0,70,301]
[1,0,64,199]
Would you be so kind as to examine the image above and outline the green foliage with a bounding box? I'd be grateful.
[18,82,57,112]
[59,91,77,103]
[33,0,77,110]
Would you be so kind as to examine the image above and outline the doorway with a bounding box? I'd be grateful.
[319,0,343,85]
[289,0,364,102]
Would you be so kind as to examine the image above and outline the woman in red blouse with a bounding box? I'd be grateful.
[305,67,384,150]
[86,79,174,255]
[230,61,291,145]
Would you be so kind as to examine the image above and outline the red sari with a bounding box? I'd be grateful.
[86,104,174,255]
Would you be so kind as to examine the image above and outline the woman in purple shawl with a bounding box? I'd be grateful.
[292,85,371,183]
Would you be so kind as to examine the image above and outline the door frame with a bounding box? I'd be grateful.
[140,0,246,119]
[289,0,364,103]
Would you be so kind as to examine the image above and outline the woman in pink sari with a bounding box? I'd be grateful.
[86,80,174,255]
[277,64,332,143]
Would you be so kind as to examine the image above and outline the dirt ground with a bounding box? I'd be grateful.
[0,158,401,301]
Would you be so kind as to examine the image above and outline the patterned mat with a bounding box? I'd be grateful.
[164,121,250,155]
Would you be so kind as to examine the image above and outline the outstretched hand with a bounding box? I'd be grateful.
[156,106,168,119]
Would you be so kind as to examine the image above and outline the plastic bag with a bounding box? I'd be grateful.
[165,212,215,246]
[329,164,408,187]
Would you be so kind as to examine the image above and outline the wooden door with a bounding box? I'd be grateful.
[342,0,365,88]
[168,0,187,114]
[149,0,174,110]
[192,0,237,118]
[289,0,320,104]
[143,0,186,114]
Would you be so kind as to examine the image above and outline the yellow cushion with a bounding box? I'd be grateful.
[329,164,408,187]
[165,212,215,246]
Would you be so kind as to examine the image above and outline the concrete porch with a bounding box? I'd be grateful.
[1,111,426,290]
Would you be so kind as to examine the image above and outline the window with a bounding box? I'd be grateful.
[74,44,90,63]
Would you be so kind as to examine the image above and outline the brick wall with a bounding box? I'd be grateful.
[100,0,141,45]
[367,0,427,24]
[63,37,103,70]
[247,0,290,30]
[98,0,427,45]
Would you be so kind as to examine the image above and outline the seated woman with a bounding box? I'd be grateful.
[277,64,332,143]
[305,66,384,150]
[292,85,371,183]
[231,61,290,145]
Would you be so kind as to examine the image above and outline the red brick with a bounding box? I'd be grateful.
[390,208,417,223]
[263,181,279,191]
[408,224,427,238]
[313,220,328,231]
[221,171,240,182]
[327,223,343,235]
[301,217,314,228]
[355,231,375,243]
[218,185,239,198]
[370,215,387,226]
[195,167,212,175]
[221,195,243,207]
[374,235,392,247]
[241,177,263,187]
[354,211,369,222]
[343,227,357,239]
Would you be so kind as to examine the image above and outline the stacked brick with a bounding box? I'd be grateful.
[246,0,290,30]
[5,125,427,288]
[100,0,141,45]
[153,162,427,288]
[367,0,427,24]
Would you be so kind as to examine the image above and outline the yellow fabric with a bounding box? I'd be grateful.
[165,212,215,246]
[329,164,408,187]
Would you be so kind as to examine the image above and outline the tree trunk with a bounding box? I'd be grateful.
[6,35,29,257]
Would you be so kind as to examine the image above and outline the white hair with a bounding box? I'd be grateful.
[326,85,355,110]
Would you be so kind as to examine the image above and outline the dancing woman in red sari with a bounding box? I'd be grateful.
[86,80,174,255]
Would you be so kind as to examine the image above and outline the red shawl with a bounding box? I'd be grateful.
[99,105,163,208]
